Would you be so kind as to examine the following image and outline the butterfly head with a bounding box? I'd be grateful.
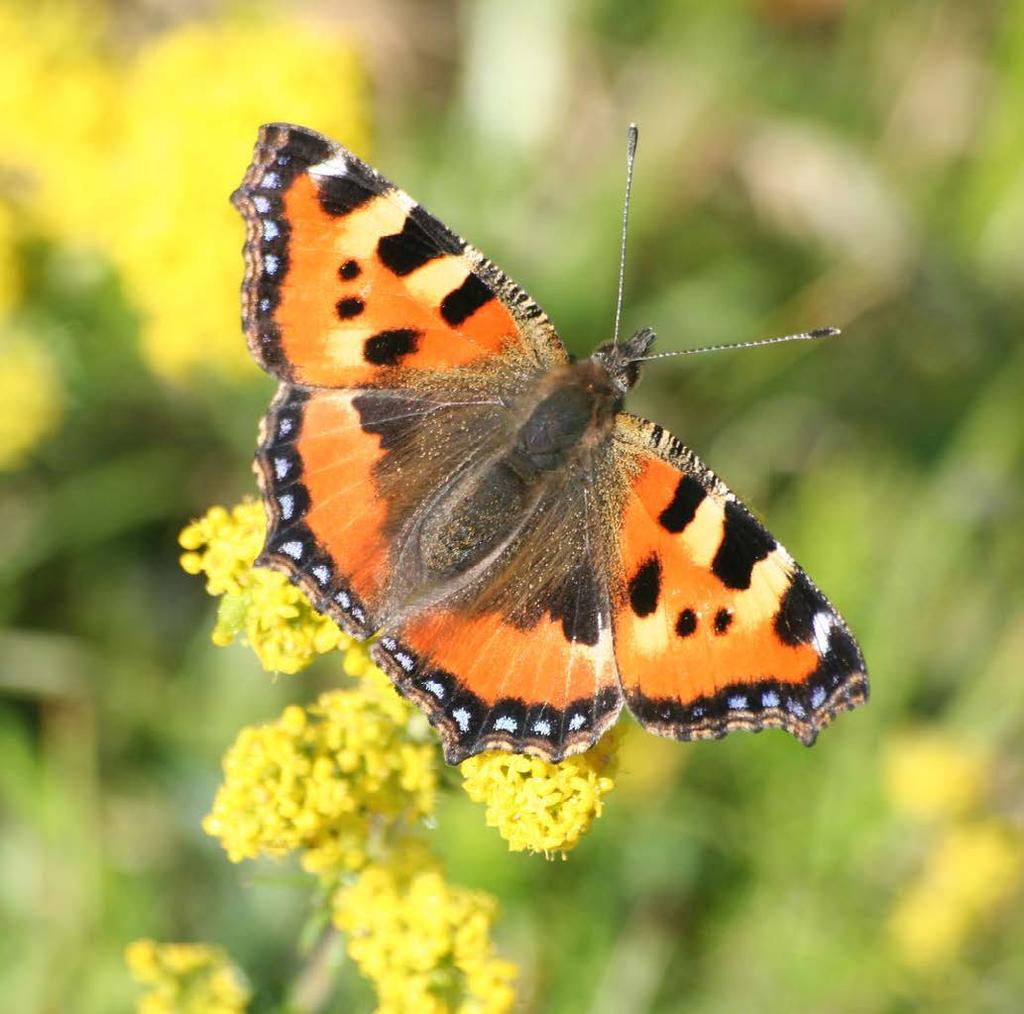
[591,326,657,396]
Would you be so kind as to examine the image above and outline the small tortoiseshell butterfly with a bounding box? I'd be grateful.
[233,123,868,764]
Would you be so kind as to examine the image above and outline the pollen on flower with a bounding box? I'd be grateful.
[460,727,621,856]
[332,861,517,1014]
[179,501,346,674]
[124,938,250,1013]
[202,680,436,876]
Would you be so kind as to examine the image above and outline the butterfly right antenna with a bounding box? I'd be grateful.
[612,123,639,348]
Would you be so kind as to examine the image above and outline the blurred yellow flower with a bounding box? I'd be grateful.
[2,11,369,381]
[203,670,436,876]
[0,5,116,238]
[179,501,344,674]
[109,20,369,381]
[888,822,1021,972]
[125,938,250,1014]
[460,728,620,856]
[0,201,20,314]
[883,729,986,822]
[333,862,517,1014]
[0,331,63,471]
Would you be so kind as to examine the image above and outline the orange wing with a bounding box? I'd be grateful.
[373,604,621,765]
[233,123,567,389]
[610,415,868,745]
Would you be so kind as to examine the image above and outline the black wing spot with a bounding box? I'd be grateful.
[553,562,602,646]
[675,608,697,637]
[774,569,821,646]
[628,557,662,617]
[659,475,707,533]
[336,297,365,319]
[714,608,733,634]
[364,328,421,366]
[816,624,864,686]
[712,501,775,590]
[317,172,376,217]
[338,259,361,280]
[378,215,443,276]
[440,273,494,326]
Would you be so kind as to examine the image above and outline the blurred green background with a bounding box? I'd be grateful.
[2,0,1022,1011]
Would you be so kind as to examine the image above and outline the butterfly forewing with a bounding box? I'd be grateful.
[233,123,567,390]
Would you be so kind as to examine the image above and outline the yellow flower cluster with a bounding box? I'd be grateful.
[460,728,620,855]
[203,668,436,876]
[125,939,250,1014]
[0,4,114,239]
[179,501,343,674]
[1,9,369,381]
[333,862,517,1014]
[180,496,631,1007]
[883,729,1022,971]
[108,21,368,381]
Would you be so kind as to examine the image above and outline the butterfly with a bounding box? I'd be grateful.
[232,123,868,765]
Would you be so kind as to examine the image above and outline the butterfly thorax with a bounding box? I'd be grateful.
[506,325,656,481]
[511,358,621,478]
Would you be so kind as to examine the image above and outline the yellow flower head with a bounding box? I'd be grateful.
[888,821,1022,971]
[883,729,987,822]
[333,862,517,1014]
[125,938,250,1014]
[203,670,437,876]
[179,501,344,674]
[0,330,63,471]
[460,727,620,856]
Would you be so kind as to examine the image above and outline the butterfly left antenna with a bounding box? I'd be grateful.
[613,123,639,348]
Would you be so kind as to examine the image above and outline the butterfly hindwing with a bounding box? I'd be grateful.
[374,604,622,765]
[610,414,868,745]
[233,123,567,390]
[255,383,509,637]
[372,456,624,764]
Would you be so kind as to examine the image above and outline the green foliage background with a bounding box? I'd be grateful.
[2,1,1022,1011]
